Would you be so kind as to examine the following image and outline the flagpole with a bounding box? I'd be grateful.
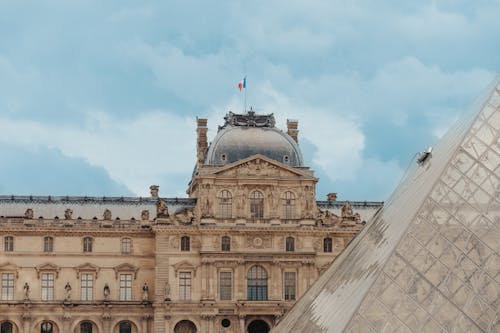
[244,82,247,112]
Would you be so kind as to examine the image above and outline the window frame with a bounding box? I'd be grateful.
[249,190,264,219]
[121,238,132,255]
[247,265,268,301]
[221,236,231,252]
[284,271,297,301]
[285,237,295,252]
[179,271,191,301]
[323,237,333,253]
[41,272,55,301]
[219,270,232,301]
[119,273,133,301]
[1,272,15,301]
[80,273,94,301]
[3,236,13,252]
[282,191,296,219]
[43,236,54,253]
[180,236,190,252]
[83,237,93,253]
[217,190,233,219]
[80,322,93,333]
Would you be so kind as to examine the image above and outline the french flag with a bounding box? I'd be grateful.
[237,77,246,91]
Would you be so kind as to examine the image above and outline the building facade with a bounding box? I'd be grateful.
[0,112,382,333]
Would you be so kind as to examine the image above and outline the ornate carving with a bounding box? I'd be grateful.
[246,235,272,248]
[223,111,275,128]
[103,283,110,300]
[64,282,72,301]
[64,208,73,220]
[157,199,168,217]
[113,263,139,279]
[150,185,159,197]
[142,282,149,301]
[318,209,341,226]
[24,208,34,219]
[170,236,180,249]
[23,282,30,300]
[170,207,194,225]
[199,184,213,217]
[141,210,150,221]
[103,209,112,221]
[172,260,198,277]
[341,201,354,218]
[164,281,171,301]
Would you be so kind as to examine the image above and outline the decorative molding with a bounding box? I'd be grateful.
[172,260,199,277]
[0,262,20,278]
[35,262,61,279]
[113,263,139,279]
[75,262,100,279]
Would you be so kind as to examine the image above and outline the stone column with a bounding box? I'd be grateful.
[21,313,31,333]
[142,314,150,333]
[164,315,172,333]
[102,313,112,333]
[208,264,214,299]
[201,262,208,299]
[239,315,246,333]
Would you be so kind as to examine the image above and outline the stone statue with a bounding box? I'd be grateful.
[142,283,149,301]
[141,209,150,221]
[103,209,112,221]
[64,282,72,301]
[64,208,73,220]
[164,281,171,301]
[268,187,277,212]
[235,189,245,218]
[103,283,110,300]
[200,185,211,217]
[157,199,168,217]
[24,208,34,219]
[341,201,354,219]
[150,185,159,197]
[23,282,30,300]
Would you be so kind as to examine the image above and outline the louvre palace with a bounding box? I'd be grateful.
[272,80,499,332]
[0,111,382,333]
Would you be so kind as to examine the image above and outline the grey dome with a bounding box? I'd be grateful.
[205,125,304,166]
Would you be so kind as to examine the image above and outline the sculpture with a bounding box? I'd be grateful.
[23,282,30,300]
[64,282,72,301]
[104,283,110,300]
[141,210,150,221]
[150,185,159,197]
[157,199,168,217]
[103,209,112,221]
[142,283,149,301]
[24,208,34,219]
[164,281,171,301]
[341,201,354,219]
[64,208,73,220]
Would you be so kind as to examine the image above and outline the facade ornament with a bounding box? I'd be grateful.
[341,201,354,219]
[64,208,73,220]
[164,281,171,301]
[150,185,159,198]
[64,282,72,301]
[141,210,150,221]
[142,283,149,301]
[157,199,168,217]
[103,209,112,221]
[24,208,34,219]
[199,184,213,217]
[23,282,30,300]
[103,283,110,300]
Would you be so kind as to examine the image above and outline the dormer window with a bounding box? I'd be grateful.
[221,153,227,162]
[283,155,290,163]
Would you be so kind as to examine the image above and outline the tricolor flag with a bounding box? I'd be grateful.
[237,77,246,91]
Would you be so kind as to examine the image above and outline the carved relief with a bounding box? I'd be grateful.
[103,209,112,221]
[170,207,194,225]
[170,236,180,249]
[318,209,341,226]
[141,210,150,221]
[199,184,213,217]
[64,209,73,220]
[24,208,34,219]
[246,235,272,249]
[157,199,168,217]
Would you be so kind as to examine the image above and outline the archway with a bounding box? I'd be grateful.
[174,320,197,333]
[1,321,17,333]
[247,320,270,333]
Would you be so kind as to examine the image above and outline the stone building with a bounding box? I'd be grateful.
[0,111,382,333]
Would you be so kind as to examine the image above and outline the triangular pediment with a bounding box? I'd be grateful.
[0,262,19,277]
[76,262,100,278]
[113,263,139,279]
[35,262,61,278]
[213,154,314,179]
[172,260,199,277]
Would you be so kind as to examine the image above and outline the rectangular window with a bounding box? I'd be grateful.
[121,238,131,254]
[81,273,94,301]
[179,272,191,300]
[41,273,54,301]
[219,271,232,300]
[1,273,14,300]
[4,236,13,252]
[119,274,132,301]
[284,272,296,301]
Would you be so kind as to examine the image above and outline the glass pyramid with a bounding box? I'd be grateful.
[272,79,499,333]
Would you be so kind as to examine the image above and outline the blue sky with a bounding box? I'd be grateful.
[0,1,498,200]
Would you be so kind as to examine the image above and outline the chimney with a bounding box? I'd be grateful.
[327,193,337,201]
[287,119,299,143]
[196,117,208,164]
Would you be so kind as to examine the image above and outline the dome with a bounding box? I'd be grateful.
[205,112,304,167]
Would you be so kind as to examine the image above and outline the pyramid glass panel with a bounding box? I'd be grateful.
[272,79,500,333]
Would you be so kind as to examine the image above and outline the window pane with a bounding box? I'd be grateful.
[179,272,191,300]
[41,273,54,301]
[44,237,53,253]
[4,236,13,252]
[282,191,296,219]
[220,272,232,300]
[119,274,132,301]
[221,236,231,251]
[284,272,296,300]
[247,266,268,300]
[324,238,333,253]
[1,273,14,301]
[181,236,190,251]
[286,237,295,252]
[218,190,232,218]
[250,191,264,219]
[121,238,131,254]
[81,274,93,301]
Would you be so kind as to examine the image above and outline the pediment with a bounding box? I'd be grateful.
[213,154,314,179]
[172,260,198,277]
[35,262,61,278]
[0,262,19,277]
[113,263,139,279]
[76,262,100,279]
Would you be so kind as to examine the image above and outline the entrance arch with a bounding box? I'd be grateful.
[247,320,270,333]
[174,320,197,333]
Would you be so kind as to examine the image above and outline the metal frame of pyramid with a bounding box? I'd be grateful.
[272,78,499,333]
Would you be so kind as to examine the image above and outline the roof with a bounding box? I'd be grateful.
[272,79,500,333]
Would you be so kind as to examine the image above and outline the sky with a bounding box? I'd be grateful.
[0,1,498,201]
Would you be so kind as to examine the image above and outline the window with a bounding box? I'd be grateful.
[181,236,190,252]
[119,274,132,301]
[4,236,13,252]
[83,237,93,253]
[41,273,54,301]
[121,238,131,254]
[81,273,93,301]
[41,322,53,333]
[286,237,295,252]
[44,236,53,253]
[282,191,296,219]
[250,191,264,219]
[1,322,13,333]
[119,322,132,333]
[324,237,333,253]
[1,273,14,300]
[221,236,231,252]
[218,190,232,219]
[80,322,92,333]
[247,265,267,301]
[179,272,191,300]
[219,271,232,300]
[284,272,296,300]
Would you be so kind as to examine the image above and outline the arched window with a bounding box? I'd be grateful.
[4,236,13,252]
[247,265,268,301]
[221,236,231,251]
[119,322,132,333]
[44,236,53,253]
[41,322,53,333]
[121,238,132,254]
[282,191,296,219]
[80,322,92,333]
[181,236,190,251]
[218,190,232,219]
[83,237,93,253]
[250,191,264,219]
[286,237,295,252]
[1,322,13,333]
[324,237,333,253]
